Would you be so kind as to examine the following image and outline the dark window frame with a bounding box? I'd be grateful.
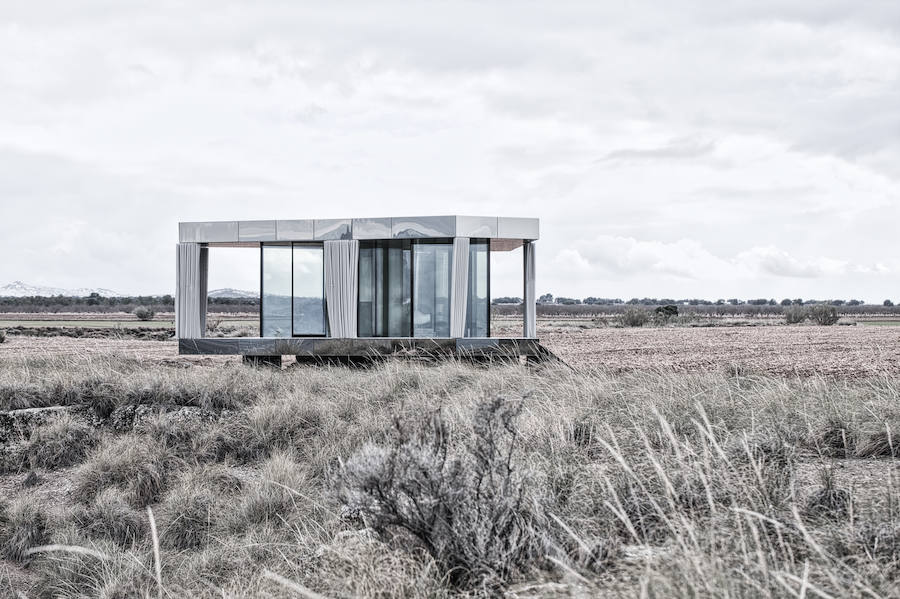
[259,242,328,338]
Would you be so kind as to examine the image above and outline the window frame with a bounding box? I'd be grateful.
[259,242,328,338]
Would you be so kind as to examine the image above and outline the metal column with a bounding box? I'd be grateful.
[523,241,536,338]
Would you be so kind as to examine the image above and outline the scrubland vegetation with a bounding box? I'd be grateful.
[2,354,900,597]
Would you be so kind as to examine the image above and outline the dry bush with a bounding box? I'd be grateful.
[856,427,900,458]
[804,467,851,522]
[0,497,48,562]
[618,307,650,327]
[0,329,6,344]
[159,464,242,550]
[783,305,807,324]
[26,413,98,469]
[74,434,175,507]
[809,304,840,326]
[230,451,310,532]
[813,415,857,457]
[309,530,450,598]
[71,487,147,547]
[29,530,151,599]
[132,306,155,321]
[336,397,549,590]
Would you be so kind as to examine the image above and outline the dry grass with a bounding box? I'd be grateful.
[1,347,900,596]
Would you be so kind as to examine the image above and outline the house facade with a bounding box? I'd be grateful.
[175,216,538,362]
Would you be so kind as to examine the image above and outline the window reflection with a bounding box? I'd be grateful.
[261,245,291,337]
[465,240,489,337]
[358,241,411,337]
[413,242,452,337]
[292,244,326,336]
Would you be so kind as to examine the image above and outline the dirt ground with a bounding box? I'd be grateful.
[3,322,899,376]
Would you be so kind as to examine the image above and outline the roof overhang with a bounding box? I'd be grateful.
[178,216,539,247]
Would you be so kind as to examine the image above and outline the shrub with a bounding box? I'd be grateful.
[160,480,218,550]
[133,306,155,321]
[653,304,678,324]
[0,329,6,343]
[72,488,147,547]
[804,468,851,522]
[336,397,548,590]
[231,451,309,531]
[619,308,649,328]
[26,413,98,469]
[159,464,241,550]
[784,306,807,324]
[808,305,839,326]
[0,497,48,562]
[74,434,174,507]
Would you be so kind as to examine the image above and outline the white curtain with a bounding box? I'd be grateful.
[175,242,204,339]
[324,240,359,338]
[524,241,536,338]
[450,237,470,338]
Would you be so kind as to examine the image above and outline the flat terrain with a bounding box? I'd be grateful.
[2,323,899,597]
[3,321,900,376]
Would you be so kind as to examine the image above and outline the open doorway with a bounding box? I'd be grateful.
[205,247,260,337]
[489,241,524,337]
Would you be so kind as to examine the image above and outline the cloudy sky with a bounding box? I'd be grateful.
[1,1,898,300]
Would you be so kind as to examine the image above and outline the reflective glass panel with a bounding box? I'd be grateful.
[413,242,452,337]
[261,245,292,337]
[358,241,411,337]
[465,240,489,337]
[292,244,326,335]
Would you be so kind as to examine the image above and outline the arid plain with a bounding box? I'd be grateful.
[2,316,900,597]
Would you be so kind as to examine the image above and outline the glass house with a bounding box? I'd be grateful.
[175,216,539,362]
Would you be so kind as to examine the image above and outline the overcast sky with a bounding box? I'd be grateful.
[1,1,898,300]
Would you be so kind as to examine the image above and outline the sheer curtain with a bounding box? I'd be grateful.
[449,237,470,338]
[324,240,360,338]
[175,243,207,339]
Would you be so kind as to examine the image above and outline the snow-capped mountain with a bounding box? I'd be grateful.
[207,288,258,299]
[0,281,123,298]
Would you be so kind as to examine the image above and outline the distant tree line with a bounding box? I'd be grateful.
[533,293,884,307]
[0,293,259,314]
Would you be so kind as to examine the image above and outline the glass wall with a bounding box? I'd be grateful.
[465,240,489,337]
[413,241,452,337]
[261,245,292,337]
[358,241,411,337]
[292,244,326,336]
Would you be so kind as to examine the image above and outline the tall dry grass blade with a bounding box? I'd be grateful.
[147,506,162,598]
[22,544,110,561]
[263,569,330,598]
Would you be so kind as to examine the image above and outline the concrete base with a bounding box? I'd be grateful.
[181,337,543,360]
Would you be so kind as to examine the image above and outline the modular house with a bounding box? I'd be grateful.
[175,216,539,363]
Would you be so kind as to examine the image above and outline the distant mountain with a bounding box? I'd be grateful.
[0,280,123,298]
[207,288,258,299]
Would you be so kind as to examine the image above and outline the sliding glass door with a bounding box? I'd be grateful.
[358,240,411,337]
[465,240,489,337]
[413,241,452,337]
[261,245,292,337]
[261,243,326,337]
[292,244,326,336]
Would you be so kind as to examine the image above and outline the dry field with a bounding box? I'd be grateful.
[3,321,900,376]
[1,324,900,597]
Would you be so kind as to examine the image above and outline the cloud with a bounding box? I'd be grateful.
[0,1,898,298]
[598,138,717,163]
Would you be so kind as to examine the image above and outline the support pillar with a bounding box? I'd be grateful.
[523,241,536,338]
[450,237,470,338]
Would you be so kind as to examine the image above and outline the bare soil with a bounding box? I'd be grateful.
[3,322,899,376]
